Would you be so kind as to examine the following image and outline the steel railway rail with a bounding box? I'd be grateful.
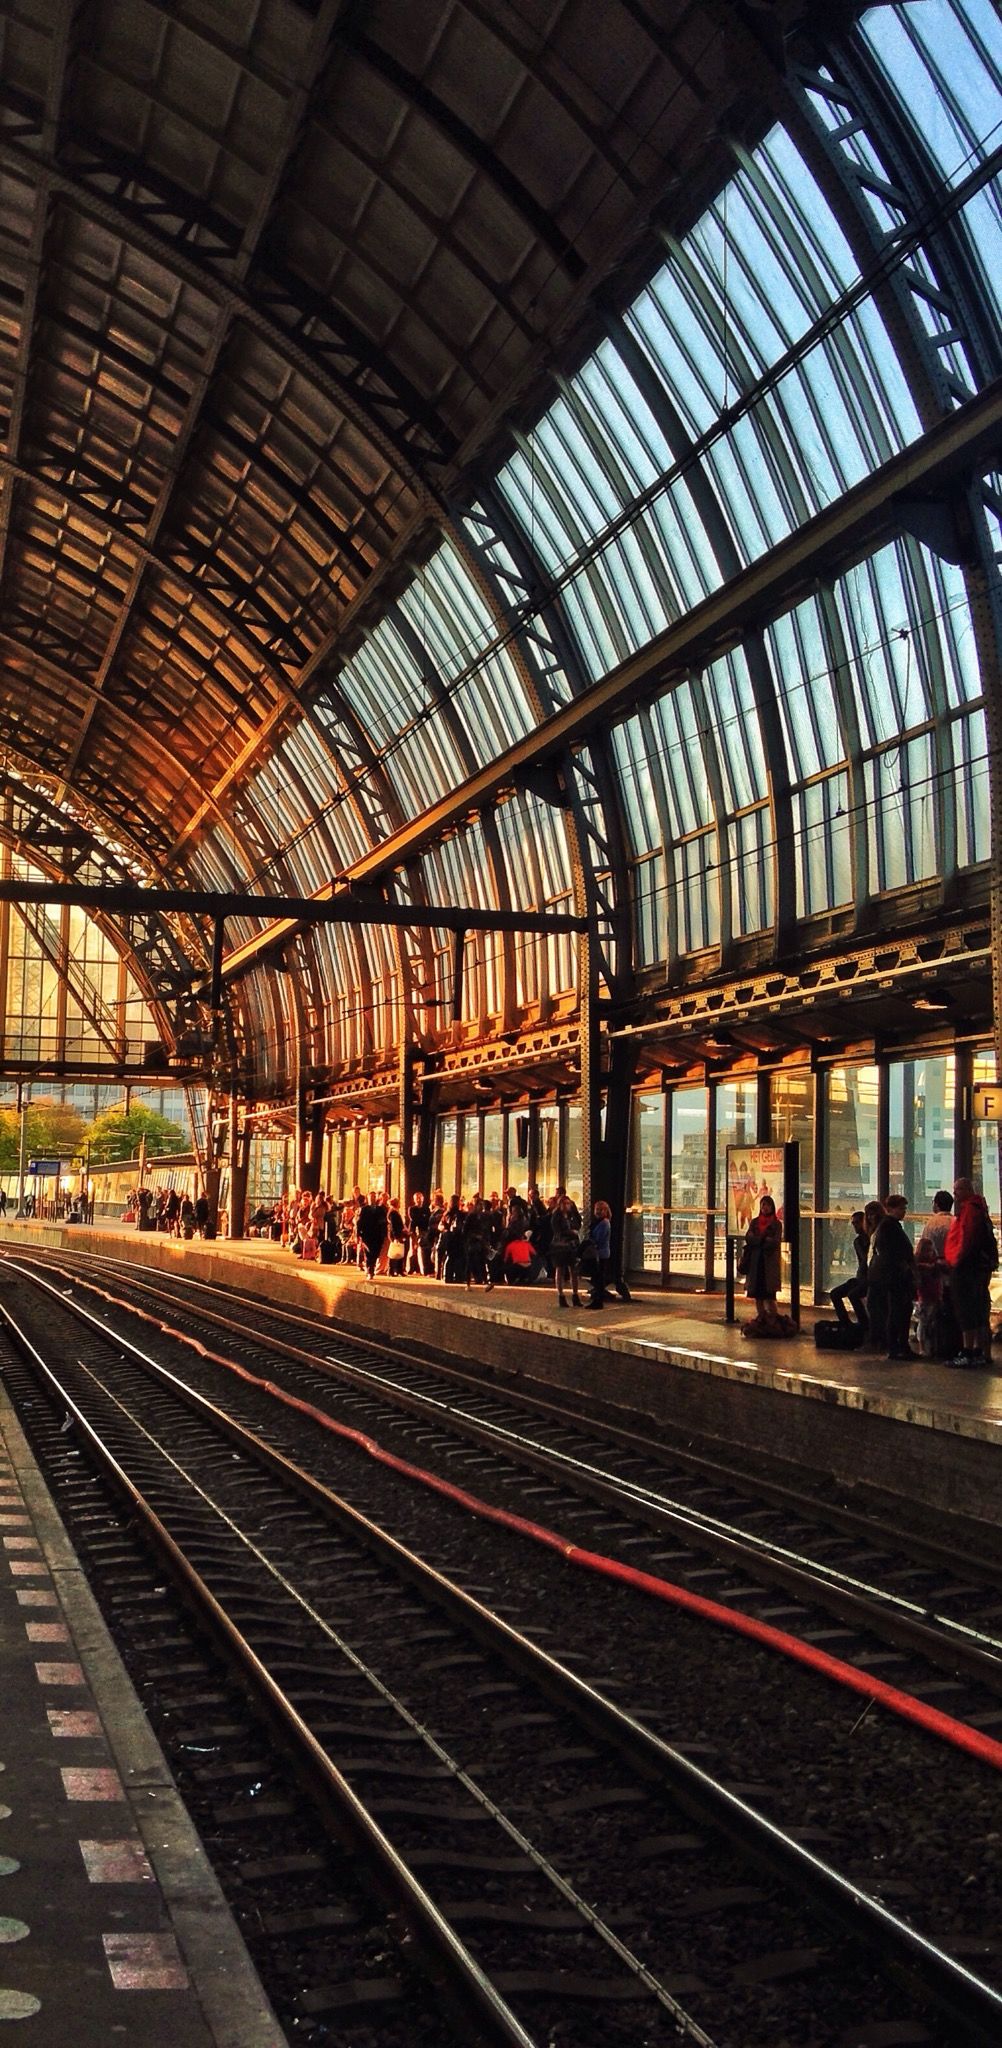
[1,1256,1001,2043]
[0,1288,700,2048]
[13,1245,1002,1711]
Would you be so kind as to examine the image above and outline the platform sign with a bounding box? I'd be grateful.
[972,1082,1002,1121]
[725,1145,785,1235]
[27,1159,62,1176]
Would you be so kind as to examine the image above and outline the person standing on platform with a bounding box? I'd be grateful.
[867,1195,916,1360]
[482,1197,504,1285]
[552,1185,581,1233]
[739,1194,783,1334]
[407,1191,430,1273]
[356,1190,387,1280]
[463,1195,493,1292]
[194,1190,210,1237]
[550,1193,582,1309]
[319,1199,341,1264]
[580,1200,613,1309]
[439,1195,466,1284]
[527,1187,553,1272]
[385,1196,408,1274]
[917,1189,954,1261]
[943,1177,998,1368]
[915,1190,956,1357]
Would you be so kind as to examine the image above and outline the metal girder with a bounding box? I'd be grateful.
[321,378,1002,888]
[0,770,205,1005]
[0,877,588,941]
[0,1056,202,1083]
[0,1,80,598]
[212,371,1002,985]
[0,101,445,482]
[460,490,633,1001]
[350,376,1002,859]
[1,435,414,881]
[337,29,585,283]
[612,916,991,1044]
[0,450,299,711]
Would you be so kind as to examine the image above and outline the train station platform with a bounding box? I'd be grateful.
[2,1219,1000,1538]
[0,1371,283,2045]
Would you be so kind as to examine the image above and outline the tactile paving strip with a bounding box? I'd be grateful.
[0,1386,283,2046]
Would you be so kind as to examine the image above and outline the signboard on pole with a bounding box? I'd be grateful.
[725,1145,786,1235]
[27,1159,62,1176]
[725,1141,801,1325]
[972,1082,1002,1120]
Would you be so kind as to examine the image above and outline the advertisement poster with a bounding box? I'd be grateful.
[725,1145,786,1235]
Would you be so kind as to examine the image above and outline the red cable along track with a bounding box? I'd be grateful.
[53,1271,1002,1774]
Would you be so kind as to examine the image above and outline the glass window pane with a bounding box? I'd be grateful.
[482,1114,504,1200]
[627,1089,666,1274]
[536,1107,560,1198]
[714,1083,759,1206]
[973,1050,1002,1222]
[713,1081,759,1279]
[771,1068,816,1295]
[436,1117,458,1198]
[862,0,1002,330]
[565,1106,583,1208]
[671,1088,708,1210]
[823,1064,880,1214]
[888,1057,955,1212]
[816,1088,849,1306]
[669,1087,707,1281]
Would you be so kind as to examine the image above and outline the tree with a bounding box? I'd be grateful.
[86,1104,187,1162]
[0,1098,87,1172]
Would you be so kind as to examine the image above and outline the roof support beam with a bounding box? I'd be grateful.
[0,878,587,945]
[0,113,442,481]
[212,371,1002,980]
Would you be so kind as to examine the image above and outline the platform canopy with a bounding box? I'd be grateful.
[0,0,999,1101]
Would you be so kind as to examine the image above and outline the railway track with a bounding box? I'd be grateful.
[2,1247,1001,2046]
[17,1246,1002,1699]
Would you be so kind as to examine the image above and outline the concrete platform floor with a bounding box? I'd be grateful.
[125,1225,1002,1433]
[0,1380,284,2046]
[5,1216,1001,1440]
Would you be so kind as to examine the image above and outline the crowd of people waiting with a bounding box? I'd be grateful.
[247,1185,623,1310]
[126,1186,210,1236]
[122,1172,998,1366]
[816,1175,998,1368]
[739,1178,999,1367]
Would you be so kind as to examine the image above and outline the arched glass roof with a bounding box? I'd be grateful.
[0,0,998,1094]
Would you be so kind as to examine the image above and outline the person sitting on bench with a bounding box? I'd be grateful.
[829,1211,869,1335]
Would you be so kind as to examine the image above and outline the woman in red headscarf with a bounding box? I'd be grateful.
[740,1194,783,1334]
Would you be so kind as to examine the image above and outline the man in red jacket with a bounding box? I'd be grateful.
[943,1177,997,1368]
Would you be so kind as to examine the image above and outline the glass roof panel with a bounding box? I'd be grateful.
[863,0,1002,326]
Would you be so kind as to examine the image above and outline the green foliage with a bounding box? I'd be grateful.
[85,1105,187,1163]
[0,1098,87,1172]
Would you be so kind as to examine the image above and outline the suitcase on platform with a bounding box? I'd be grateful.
[814,1319,864,1350]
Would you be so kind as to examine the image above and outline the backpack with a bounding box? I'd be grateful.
[982,1214,1001,1273]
